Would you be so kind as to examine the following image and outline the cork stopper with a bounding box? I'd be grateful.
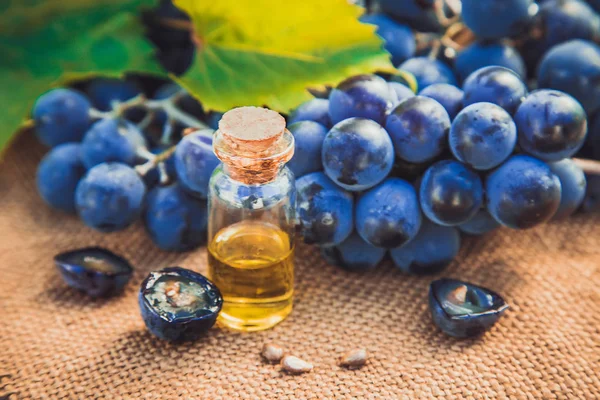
[213,107,294,185]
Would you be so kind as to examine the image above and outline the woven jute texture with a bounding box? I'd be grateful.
[1,132,599,400]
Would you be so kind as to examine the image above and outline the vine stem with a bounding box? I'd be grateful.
[135,146,177,177]
[573,158,600,175]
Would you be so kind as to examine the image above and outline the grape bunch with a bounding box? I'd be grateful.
[291,0,600,273]
[34,77,224,252]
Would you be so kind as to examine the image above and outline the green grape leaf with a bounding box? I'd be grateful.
[0,0,165,151]
[173,0,395,113]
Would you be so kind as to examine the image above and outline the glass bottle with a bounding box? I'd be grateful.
[207,106,296,331]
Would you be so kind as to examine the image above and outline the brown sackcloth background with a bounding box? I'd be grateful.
[1,131,599,400]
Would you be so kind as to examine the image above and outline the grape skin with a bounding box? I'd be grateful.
[419,83,464,120]
[390,220,460,275]
[75,163,146,232]
[33,89,91,147]
[322,118,394,191]
[356,178,422,248]
[36,143,86,213]
[386,96,451,164]
[287,98,331,128]
[458,209,500,235]
[174,129,219,199]
[328,74,396,125]
[398,57,457,90]
[538,39,600,115]
[360,14,416,66]
[462,66,528,115]
[455,42,526,81]
[450,103,517,170]
[485,155,562,229]
[296,172,354,247]
[320,232,386,272]
[548,159,587,219]
[81,118,147,169]
[419,160,484,226]
[144,183,208,251]
[389,82,416,106]
[461,0,535,39]
[287,121,328,178]
[515,90,587,162]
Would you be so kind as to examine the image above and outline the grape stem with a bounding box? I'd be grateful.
[573,158,600,175]
[135,146,177,177]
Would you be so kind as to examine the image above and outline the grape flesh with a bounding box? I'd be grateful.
[296,172,354,246]
[360,14,416,66]
[36,143,86,213]
[548,159,587,219]
[328,74,395,125]
[144,183,208,251]
[320,233,386,272]
[287,98,331,128]
[420,160,484,226]
[515,90,587,162]
[356,178,422,248]
[398,57,457,90]
[174,129,219,199]
[458,209,501,235]
[322,118,394,191]
[287,121,328,178]
[418,83,464,119]
[75,163,146,232]
[455,42,526,81]
[33,89,91,147]
[462,66,528,115]
[81,118,147,169]
[450,103,517,170]
[461,0,535,39]
[390,220,460,275]
[385,96,451,164]
[485,155,562,229]
[538,39,600,115]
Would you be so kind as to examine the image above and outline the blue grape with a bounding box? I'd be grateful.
[587,112,600,158]
[360,14,416,66]
[36,143,86,213]
[33,88,91,147]
[378,0,446,32]
[582,174,600,213]
[81,118,147,169]
[144,183,208,251]
[87,78,141,111]
[174,129,219,199]
[385,96,450,163]
[288,98,331,128]
[486,155,562,229]
[515,90,587,162]
[520,0,600,71]
[420,160,484,226]
[75,163,146,232]
[587,0,600,12]
[356,178,422,248]
[296,172,354,246]
[548,159,586,219]
[450,103,517,170]
[390,159,430,182]
[389,82,416,106]
[320,233,386,272]
[455,42,526,81]
[287,121,328,178]
[538,40,600,115]
[390,220,460,275]
[458,209,501,235]
[322,118,394,191]
[461,0,535,39]
[462,66,528,115]
[328,74,395,125]
[418,83,464,119]
[398,57,457,90]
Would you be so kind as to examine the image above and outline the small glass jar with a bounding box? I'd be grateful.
[207,106,296,331]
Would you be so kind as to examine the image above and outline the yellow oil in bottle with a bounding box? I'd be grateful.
[207,220,294,331]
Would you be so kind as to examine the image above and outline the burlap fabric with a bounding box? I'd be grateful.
[1,131,599,400]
